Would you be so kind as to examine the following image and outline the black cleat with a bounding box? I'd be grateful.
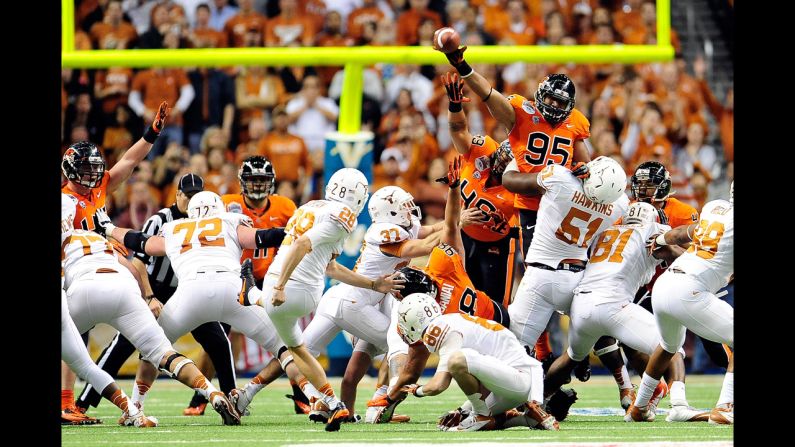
[545,387,577,422]
[573,358,591,382]
[325,402,350,432]
[287,381,311,414]
[239,259,257,306]
[540,352,558,375]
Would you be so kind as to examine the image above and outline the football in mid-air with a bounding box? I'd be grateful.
[433,27,461,53]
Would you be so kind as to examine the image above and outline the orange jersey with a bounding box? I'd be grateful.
[460,135,518,242]
[662,197,699,229]
[506,94,590,211]
[222,194,296,281]
[62,172,110,231]
[424,243,496,320]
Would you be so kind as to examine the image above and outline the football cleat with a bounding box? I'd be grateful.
[447,413,496,432]
[309,397,331,424]
[625,403,655,422]
[524,402,560,430]
[239,259,257,306]
[437,407,468,431]
[620,387,637,411]
[325,402,350,432]
[287,381,311,414]
[62,405,102,425]
[210,391,241,425]
[649,379,669,411]
[119,410,159,427]
[182,402,207,416]
[666,404,711,422]
[367,394,407,424]
[708,403,734,425]
[545,387,578,422]
[229,388,252,417]
[342,414,362,423]
[573,357,591,382]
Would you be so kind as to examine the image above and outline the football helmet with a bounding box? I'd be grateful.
[394,266,438,301]
[62,141,105,188]
[396,293,441,345]
[630,161,672,203]
[535,74,576,126]
[491,140,514,177]
[625,201,659,226]
[188,191,224,219]
[582,156,627,204]
[368,186,421,228]
[326,168,370,215]
[239,156,276,200]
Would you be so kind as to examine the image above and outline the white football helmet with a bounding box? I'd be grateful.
[326,168,370,215]
[730,181,733,205]
[368,186,421,228]
[188,191,224,218]
[582,156,627,204]
[625,201,659,225]
[396,293,441,345]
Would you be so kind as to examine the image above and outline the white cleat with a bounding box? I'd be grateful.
[708,403,734,425]
[364,404,382,424]
[666,404,711,422]
[447,413,496,432]
[210,391,241,425]
[308,397,331,424]
[228,388,252,417]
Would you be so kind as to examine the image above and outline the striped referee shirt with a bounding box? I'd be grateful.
[133,204,186,293]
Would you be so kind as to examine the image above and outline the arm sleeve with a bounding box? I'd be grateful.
[255,228,286,248]
[133,214,163,264]
[621,123,641,160]
[435,331,464,373]
[175,83,196,113]
[128,90,145,116]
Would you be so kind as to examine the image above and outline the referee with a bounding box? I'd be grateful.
[76,173,237,415]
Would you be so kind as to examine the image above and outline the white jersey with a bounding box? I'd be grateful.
[62,193,78,286]
[267,199,357,287]
[669,199,734,292]
[326,220,420,306]
[576,221,670,302]
[62,229,130,289]
[423,313,534,372]
[527,164,629,267]
[161,212,252,281]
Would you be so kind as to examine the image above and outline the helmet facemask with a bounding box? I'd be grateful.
[241,174,274,201]
[631,164,672,203]
[490,141,514,178]
[534,74,576,126]
[75,159,106,188]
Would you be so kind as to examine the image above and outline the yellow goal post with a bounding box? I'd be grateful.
[61,0,673,134]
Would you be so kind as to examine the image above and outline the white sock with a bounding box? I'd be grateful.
[466,392,490,416]
[193,377,219,400]
[669,381,688,406]
[634,373,660,408]
[717,372,733,407]
[244,381,266,398]
[248,288,261,306]
[372,385,388,399]
[131,381,150,408]
[460,400,473,412]
[301,381,322,400]
[617,366,633,390]
[386,376,399,396]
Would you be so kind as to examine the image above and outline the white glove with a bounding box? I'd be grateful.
[95,208,116,237]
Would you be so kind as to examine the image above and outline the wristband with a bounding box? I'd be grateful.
[145,295,156,303]
[415,386,425,397]
[655,233,668,246]
[143,125,161,144]
[455,61,474,78]
[448,101,462,113]
[273,285,285,291]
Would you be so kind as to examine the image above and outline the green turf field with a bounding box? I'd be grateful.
[61,375,733,446]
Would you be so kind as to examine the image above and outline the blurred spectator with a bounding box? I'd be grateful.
[224,0,268,47]
[209,0,240,31]
[199,125,233,161]
[184,68,236,154]
[612,0,643,39]
[378,88,416,140]
[300,0,329,35]
[153,142,189,189]
[347,0,384,41]
[90,0,138,49]
[63,92,103,144]
[675,122,719,183]
[571,1,594,44]
[316,11,355,87]
[137,3,171,48]
[539,10,567,45]
[266,0,316,47]
[122,0,156,34]
[188,3,229,48]
[235,66,288,139]
[384,65,433,115]
[459,4,495,45]
[497,0,536,45]
[446,0,467,34]
[115,180,158,230]
[623,0,681,53]
[129,67,196,159]
[411,157,448,222]
[94,66,134,126]
[75,27,94,50]
[328,66,385,104]
[257,105,312,201]
[285,75,339,174]
[235,118,268,165]
[694,56,733,163]
[372,147,413,194]
[530,0,563,39]
[481,0,510,41]
[396,0,442,46]
[102,104,135,164]
[620,101,673,168]
[205,148,229,191]
[172,0,208,29]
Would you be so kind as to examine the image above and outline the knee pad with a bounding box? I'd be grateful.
[593,342,620,357]
[277,346,294,370]
[160,352,195,378]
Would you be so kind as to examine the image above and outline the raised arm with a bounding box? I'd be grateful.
[107,101,170,192]
[433,37,516,130]
[442,72,473,155]
[434,156,465,255]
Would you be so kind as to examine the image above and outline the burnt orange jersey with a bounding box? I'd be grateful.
[461,135,519,242]
[662,197,699,229]
[506,94,590,211]
[222,194,296,281]
[424,242,496,320]
[62,172,110,231]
